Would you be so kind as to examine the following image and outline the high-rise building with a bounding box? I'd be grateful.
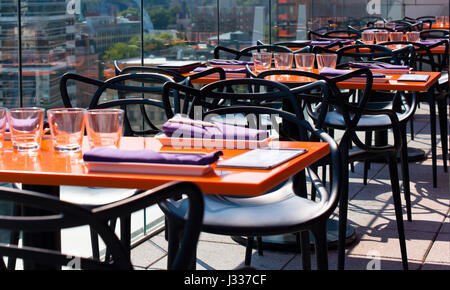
[0,0,76,108]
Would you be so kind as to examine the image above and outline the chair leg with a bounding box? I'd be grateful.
[120,215,131,258]
[104,218,117,263]
[363,131,373,185]
[400,124,412,222]
[337,143,350,270]
[7,204,22,270]
[409,117,415,140]
[256,237,263,256]
[387,155,409,270]
[429,98,438,187]
[245,237,254,266]
[166,217,182,269]
[437,97,448,173]
[300,231,311,270]
[89,227,100,260]
[311,222,328,270]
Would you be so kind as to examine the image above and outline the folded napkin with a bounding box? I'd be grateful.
[320,67,386,78]
[418,40,443,45]
[193,67,247,74]
[348,62,409,70]
[162,117,269,141]
[209,59,253,66]
[83,147,223,166]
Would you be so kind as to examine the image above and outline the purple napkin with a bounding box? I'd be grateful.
[193,67,247,74]
[418,40,443,45]
[83,147,223,166]
[209,59,253,66]
[348,62,409,70]
[162,117,269,141]
[320,67,386,78]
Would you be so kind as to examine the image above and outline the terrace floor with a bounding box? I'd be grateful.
[131,102,450,270]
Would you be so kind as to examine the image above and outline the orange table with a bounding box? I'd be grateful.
[0,137,329,196]
[0,136,329,269]
[189,69,441,92]
[431,24,449,29]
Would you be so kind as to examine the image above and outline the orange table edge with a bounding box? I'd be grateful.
[188,70,441,92]
[0,137,330,196]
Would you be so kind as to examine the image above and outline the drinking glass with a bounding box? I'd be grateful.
[252,52,272,73]
[86,109,124,149]
[294,53,315,71]
[390,32,404,42]
[47,108,86,152]
[436,16,445,27]
[274,52,293,70]
[317,54,337,70]
[375,21,384,28]
[0,107,7,149]
[361,31,374,44]
[374,31,389,43]
[385,22,396,30]
[406,31,420,42]
[7,107,45,151]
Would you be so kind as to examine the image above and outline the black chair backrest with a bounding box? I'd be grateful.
[114,60,186,83]
[161,78,308,139]
[248,68,398,155]
[0,187,133,270]
[334,44,408,65]
[60,72,174,136]
[420,29,450,40]
[378,40,449,72]
[213,44,292,60]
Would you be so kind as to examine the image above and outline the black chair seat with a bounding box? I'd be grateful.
[160,182,323,236]
[322,111,406,130]
[60,186,139,207]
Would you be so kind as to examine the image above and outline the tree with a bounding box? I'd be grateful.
[103,42,140,61]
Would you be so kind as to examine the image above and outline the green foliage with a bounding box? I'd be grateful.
[103,42,140,61]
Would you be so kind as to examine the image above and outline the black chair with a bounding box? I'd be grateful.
[256,40,312,53]
[249,68,410,269]
[0,186,133,270]
[328,44,416,201]
[213,44,292,61]
[1,182,204,270]
[113,59,226,88]
[58,72,203,262]
[378,40,449,186]
[158,78,342,270]
[419,29,450,40]
[308,29,361,40]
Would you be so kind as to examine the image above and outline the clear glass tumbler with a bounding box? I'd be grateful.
[252,52,272,73]
[294,53,315,71]
[361,31,374,44]
[7,107,45,151]
[374,31,389,43]
[274,52,293,70]
[390,32,404,42]
[47,108,86,152]
[317,54,337,70]
[86,109,124,149]
[406,31,420,42]
[436,16,445,27]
